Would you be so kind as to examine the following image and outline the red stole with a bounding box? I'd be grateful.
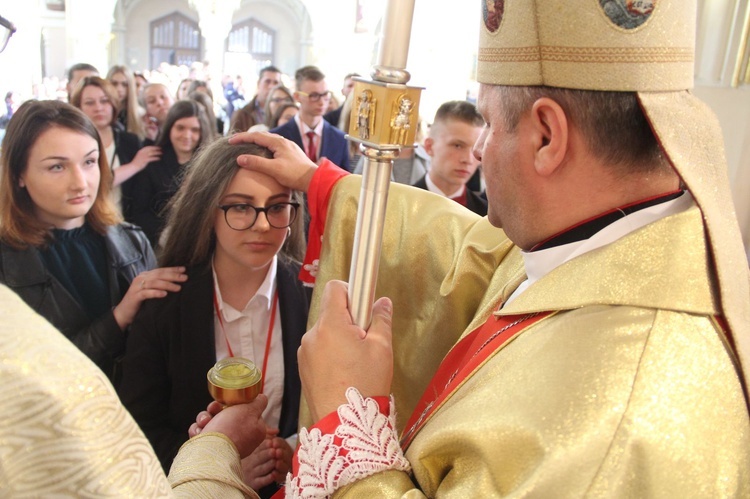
[400,309,554,449]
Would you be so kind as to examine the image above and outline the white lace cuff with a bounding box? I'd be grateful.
[286,387,410,498]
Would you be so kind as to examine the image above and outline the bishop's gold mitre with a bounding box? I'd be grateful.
[475,0,750,402]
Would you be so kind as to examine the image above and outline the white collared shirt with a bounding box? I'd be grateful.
[212,256,285,430]
[505,192,694,306]
[295,114,324,161]
[425,172,464,199]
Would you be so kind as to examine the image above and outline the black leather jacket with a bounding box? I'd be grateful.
[0,223,155,378]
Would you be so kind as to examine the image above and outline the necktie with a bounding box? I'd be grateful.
[450,186,467,207]
[306,131,317,163]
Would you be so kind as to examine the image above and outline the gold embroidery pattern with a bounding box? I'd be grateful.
[478,46,540,62]
[0,286,170,496]
[479,45,692,63]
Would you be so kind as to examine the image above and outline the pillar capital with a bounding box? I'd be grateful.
[188,0,242,94]
[189,0,241,38]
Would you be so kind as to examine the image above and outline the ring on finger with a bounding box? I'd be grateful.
[140,279,146,290]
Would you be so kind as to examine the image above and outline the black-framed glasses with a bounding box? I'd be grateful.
[297,90,332,102]
[217,202,300,231]
[0,15,16,54]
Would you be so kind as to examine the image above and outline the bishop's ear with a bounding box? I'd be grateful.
[530,97,568,176]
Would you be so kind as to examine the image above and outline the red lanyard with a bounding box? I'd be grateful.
[213,288,279,394]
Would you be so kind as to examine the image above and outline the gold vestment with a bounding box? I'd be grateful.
[308,177,750,497]
[0,284,257,498]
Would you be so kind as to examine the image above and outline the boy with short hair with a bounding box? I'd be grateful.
[271,65,350,171]
[413,100,486,215]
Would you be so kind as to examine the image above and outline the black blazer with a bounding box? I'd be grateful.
[412,175,488,217]
[113,124,141,213]
[0,223,155,378]
[112,123,141,167]
[323,106,343,128]
[123,147,182,246]
[116,259,311,472]
[271,118,350,172]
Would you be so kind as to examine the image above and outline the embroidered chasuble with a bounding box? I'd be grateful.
[285,162,749,497]
[400,311,554,449]
[0,284,257,498]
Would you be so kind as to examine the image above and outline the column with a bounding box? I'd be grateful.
[64,0,117,73]
[0,2,43,100]
[189,0,241,92]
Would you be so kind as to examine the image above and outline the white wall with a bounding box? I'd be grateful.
[295,0,480,121]
[695,0,750,259]
[0,0,44,98]
[410,0,479,122]
[694,86,750,258]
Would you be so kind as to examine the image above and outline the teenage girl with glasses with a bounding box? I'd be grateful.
[117,138,309,499]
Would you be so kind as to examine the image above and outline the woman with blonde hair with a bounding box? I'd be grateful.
[106,65,146,139]
[70,76,161,212]
[141,82,175,142]
[0,100,186,379]
[118,138,309,498]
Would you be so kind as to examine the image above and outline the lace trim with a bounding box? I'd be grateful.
[286,387,410,498]
[303,258,320,279]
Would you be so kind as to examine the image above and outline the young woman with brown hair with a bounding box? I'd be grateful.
[0,100,186,378]
[118,137,309,498]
